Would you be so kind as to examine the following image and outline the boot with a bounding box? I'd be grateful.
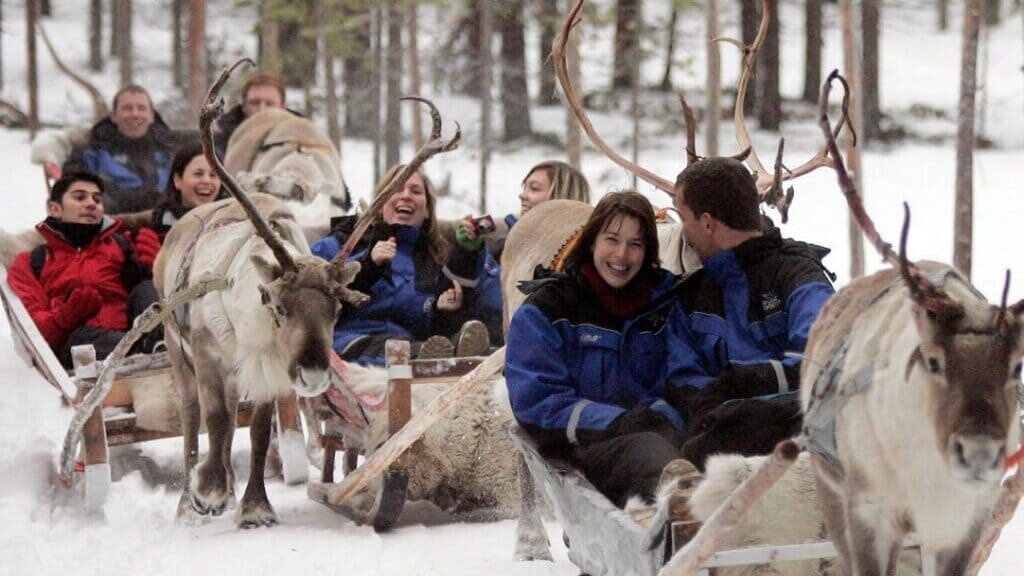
[418,335,454,359]
[455,320,490,357]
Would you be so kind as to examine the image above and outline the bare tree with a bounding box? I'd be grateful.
[480,0,493,212]
[862,0,881,141]
[630,0,642,189]
[566,25,582,168]
[325,47,341,151]
[660,1,679,90]
[407,0,423,149]
[537,0,560,105]
[114,0,132,85]
[188,0,207,124]
[172,0,185,88]
[89,0,103,72]
[938,0,949,31]
[705,0,721,155]
[385,0,403,170]
[802,0,822,103]
[27,0,40,137]
[259,0,282,75]
[0,2,4,91]
[954,0,983,277]
[372,4,383,183]
[985,0,1000,25]
[40,0,52,17]
[110,0,120,57]
[613,0,639,89]
[840,0,865,278]
[758,0,780,130]
[342,4,374,139]
[740,0,760,115]
[500,0,531,142]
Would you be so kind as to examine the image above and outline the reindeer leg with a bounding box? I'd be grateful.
[237,401,278,528]
[169,334,204,521]
[814,465,854,576]
[847,492,905,576]
[513,452,553,561]
[221,386,240,510]
[189,348,233,516]
[934,517,986,576]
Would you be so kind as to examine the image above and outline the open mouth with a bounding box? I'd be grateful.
[394,205,415,216]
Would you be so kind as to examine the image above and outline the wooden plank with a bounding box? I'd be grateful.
[276,392,301,433]
[410,356,489,379]
[386,341,412,437]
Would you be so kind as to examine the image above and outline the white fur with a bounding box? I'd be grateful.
[29,127,88,166]
[0,228,44,269]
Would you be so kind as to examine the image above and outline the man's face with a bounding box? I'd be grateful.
[675,189,713,261]
[49,181,104,224]
[110,91,155,140]
[243,85,284,118]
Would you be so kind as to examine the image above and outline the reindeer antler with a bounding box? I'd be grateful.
[331,96,461,268]
[554,0,675,196]
[201,57,298,275]
[678,91,700,166]
[820,70,961,319]
[715,0,855,209]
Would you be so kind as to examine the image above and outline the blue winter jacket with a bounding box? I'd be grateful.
[506,267,685,451]
[312,222,502,366]
[665,229,835,395]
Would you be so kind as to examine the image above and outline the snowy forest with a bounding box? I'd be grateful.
[0,0,1023,574]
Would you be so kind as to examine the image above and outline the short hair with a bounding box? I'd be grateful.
[50,172,105,204]
[242,72,286,105]
[111,84,152,111]
[674,157,761,231]
[523,161,590,203]
[564,190,660,272]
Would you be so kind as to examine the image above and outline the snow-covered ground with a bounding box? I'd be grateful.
[1,0,1023,574]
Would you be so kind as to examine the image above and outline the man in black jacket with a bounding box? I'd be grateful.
[212,72,290,158]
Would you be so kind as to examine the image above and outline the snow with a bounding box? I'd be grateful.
[1,0,1023,574]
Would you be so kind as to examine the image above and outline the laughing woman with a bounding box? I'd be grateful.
[505,191,696,512]
[312,164,502,366]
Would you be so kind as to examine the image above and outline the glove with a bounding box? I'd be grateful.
[709,363,800,399]
[455,224,485,251]
[56,287,103,330]
[681,394,803,468]
[134,228,162,270]
[609,405,676,442]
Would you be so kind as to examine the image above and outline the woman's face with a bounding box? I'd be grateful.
[382,172,429,228]
[519,169,552,215]
[173,155,222,208]
[592,214,646,289]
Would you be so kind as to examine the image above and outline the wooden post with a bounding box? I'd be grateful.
[479,0,493,213]
[385,341,412,438]
[839,0,865,279]
[26,0,40,137]
[72,345,110,513]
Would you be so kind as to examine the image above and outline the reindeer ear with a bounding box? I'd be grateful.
[251,254,281,283]
[330,260,362,287]
[912,303,947,376]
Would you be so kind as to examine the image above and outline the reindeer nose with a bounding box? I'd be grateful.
[949,434,1005,481]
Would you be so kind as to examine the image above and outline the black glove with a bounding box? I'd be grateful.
[665,362,800,423]
[609,405,676,443]
[681,394,803,469]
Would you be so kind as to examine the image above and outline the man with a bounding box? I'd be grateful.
[664,157,836,467]
[63,86,177,214]
[7,172,162,367]
[212,72,289,158]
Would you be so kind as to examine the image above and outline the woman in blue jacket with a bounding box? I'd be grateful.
[506,191,694,509]
[312,164,501,366]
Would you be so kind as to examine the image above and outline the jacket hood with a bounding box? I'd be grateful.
[38,216,122,247]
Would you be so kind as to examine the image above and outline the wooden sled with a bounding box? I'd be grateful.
[310,339,494,532]
[0,266,307,512]
[508,423,937,576]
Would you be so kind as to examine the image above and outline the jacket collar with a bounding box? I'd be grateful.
[90,114,174,150]
[37,216,121,248]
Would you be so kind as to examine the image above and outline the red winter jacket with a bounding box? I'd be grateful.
[7,218,133,348]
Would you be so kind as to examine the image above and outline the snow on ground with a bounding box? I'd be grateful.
[1,0,1023,574]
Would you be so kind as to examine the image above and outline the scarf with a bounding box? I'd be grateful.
[46,217,102,248]
[579,260,655,319]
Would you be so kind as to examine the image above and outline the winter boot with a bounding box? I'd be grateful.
[418,335,454,359]
[455,320,490,357]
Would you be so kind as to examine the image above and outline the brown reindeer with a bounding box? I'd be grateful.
[800,72,1024,575]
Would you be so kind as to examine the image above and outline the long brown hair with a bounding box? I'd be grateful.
[563,190,660,273]
[373,164,448,265]
[524,161,590,203]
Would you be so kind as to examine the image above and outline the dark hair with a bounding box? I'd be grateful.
[564,190,660,272]
[49,171,105,204]
[674,157,761,231]
[242,72,286,105]
[112,84,152,111]
[523,161,590,203]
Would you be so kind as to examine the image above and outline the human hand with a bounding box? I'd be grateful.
[460,215,479,241]
[57,286,103,329]
[436,281,464,311]
[371,237,397,265]
[134,228,162,270]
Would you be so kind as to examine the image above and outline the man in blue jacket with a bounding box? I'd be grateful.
[665,157,835,467]
[63,85,176,214]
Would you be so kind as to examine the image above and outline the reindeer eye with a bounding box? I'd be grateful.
[927,357,942,374]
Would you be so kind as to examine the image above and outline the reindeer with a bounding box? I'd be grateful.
[791,72,1024,576]
[155,61,369,527]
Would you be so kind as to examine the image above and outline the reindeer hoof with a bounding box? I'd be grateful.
[237,500,278,529]
[188,490,229,517]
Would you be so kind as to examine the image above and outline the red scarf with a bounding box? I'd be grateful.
[579,261,655,319]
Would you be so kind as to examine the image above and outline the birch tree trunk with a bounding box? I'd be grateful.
[954,0,983,278]
[480,0,493,213]
[89,0,103,72]
[802,0,822,103]
[385,0,403,170]
[188,0,207,124]
[862,0,881,141]
[27,0,40,137]
[260,0,282,76]
[705,0,721,156]
[840,0,865,278]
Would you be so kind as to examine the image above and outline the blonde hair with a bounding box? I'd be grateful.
[374,164,448,265]
[524,161,591,204]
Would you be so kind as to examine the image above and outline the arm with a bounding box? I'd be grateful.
[505,303,626,451]
[311,234,387,295]
[7,253,101,348]
[783,281,834,368]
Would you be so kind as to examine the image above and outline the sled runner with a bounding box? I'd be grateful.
[0,265,307,512]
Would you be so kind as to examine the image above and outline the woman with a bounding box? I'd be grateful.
[312,164,501,366]
[505,191,694,511]
[458,161,590,261]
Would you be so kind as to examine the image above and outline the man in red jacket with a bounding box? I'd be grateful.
[8,171,162,367]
